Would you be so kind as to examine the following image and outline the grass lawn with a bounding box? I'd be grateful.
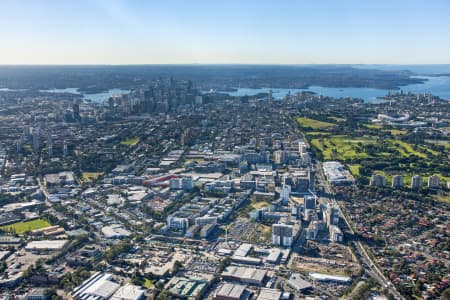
[305,131,330,137]
[434,195,450,204]
[120,137,140,146]
[0,218,51,234]
[296,117,335,130]
[386,129,408,136]
[82,172,103,182]
[258,224,272,240]
[252,201,270,209]
[363,124,382,130]
[388,140,427,158]
[347,164,361,177]
[311,135,374,160]
[425,139,450,150]
[143,278,154,288]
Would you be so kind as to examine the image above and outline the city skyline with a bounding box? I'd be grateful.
[1,0,450,65]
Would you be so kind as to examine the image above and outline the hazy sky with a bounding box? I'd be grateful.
[1,0,450,64]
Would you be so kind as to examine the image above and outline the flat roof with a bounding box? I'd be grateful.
[223,266,267,282]
[25,240,68,250]
[309,272,351,283]
[216,283,246,298]
[287,273,313,291]
[111,284,144,300]
[257,288,282,300]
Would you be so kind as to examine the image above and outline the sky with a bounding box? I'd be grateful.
[1,0,450,65]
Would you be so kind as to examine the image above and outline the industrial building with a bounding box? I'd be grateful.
[25,240,68,251]
[222,266,267,286]
[166,276,209,299]
[72,273,120,300]
[101,224,132,239]
[213,283,249,300]
[256,288,284,300]
[110,284,145,300]
[309,272,351,284]
[287,273,313,292]
[322,161,354,185]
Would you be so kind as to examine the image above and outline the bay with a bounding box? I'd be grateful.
[220,75,450,102]
[39,88,130,103]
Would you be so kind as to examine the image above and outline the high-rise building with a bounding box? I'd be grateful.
[16,139,22,152]
[392,175,403,188]
[47,135,53,157]
[370,174,386,187]
[170,177,194,191]
[428,175,440,189]
[73,101,80,120]
[304,195,316,210]
[272,223,295,247]
[329,225,344,242]
[32,127,40,152]
[411,175,423,190]
[273,150,289,164]
[280,184,291,203]
[194,95,203,105]
[298,141,308,155]
[324,203,340,227]
[63,141,68,156]
[308,169,316,191]
[167,216,189,232]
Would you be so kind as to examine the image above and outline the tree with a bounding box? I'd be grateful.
[442,288,450,300]
[172,260,183,274]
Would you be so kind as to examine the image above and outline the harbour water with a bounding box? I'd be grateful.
[221,75,450,102]
[39,88,130,103]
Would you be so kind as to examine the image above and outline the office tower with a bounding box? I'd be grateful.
[33,127,40,152]
[73,101,80,120]
[308,169,316,191]
[47,135,53,157]
[281,184,291,203]
[16,139,22,152]
[304,195,316,210]
[63,141,68,156]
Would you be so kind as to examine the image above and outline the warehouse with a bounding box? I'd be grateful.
[110,284,145,300]
[222,266,267,286]
[72,272,120,300]
[25,240,68,251]
[213,283,249,300]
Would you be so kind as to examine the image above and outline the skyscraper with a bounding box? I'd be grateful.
[32,127,40,152]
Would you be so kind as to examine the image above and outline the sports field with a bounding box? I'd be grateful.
[0,219,51,234]
[120,137,140,146]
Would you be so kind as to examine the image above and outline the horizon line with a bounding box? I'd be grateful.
[1,63,450,67]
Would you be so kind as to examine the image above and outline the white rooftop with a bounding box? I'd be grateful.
[110,284,145,300]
